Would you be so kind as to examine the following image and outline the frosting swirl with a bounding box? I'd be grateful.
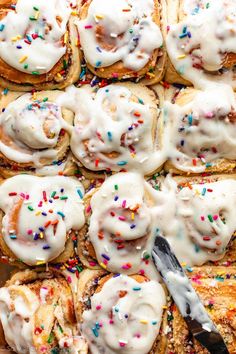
[87,172,159,275]
[164,84,236,172]
[0,0,75,74]
[0,93,70,167]
[0,175,85,265]
[82,274,166,354]
[77,0,163,72]
[58,84,164,175]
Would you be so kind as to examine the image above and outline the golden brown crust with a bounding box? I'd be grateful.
[79,0,166,84]
[0,3,81,91]
[166,266,236,353]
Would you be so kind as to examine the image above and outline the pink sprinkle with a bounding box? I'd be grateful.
[112,72,119,78]
[27,229,33,235]
[122,200,126,208]
[119,216,126,221]
[96,305,102,310]
[99,322,103,327]
[38,201,43,207]
[89,261,97,267]
[109,320,114,324]
[86,205,91,213]
[20,193,25,199]
[119,342,126,347]
[103,259,108,265]
[67,276,72,283]
[85,25,93,29]
[213,215,218,220]
[139,269,145,275]
[26,194,29,200]
[201,216,205,221]
[135,333,141,338]
[205,112,214,118]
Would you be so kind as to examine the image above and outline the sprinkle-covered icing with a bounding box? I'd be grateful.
[82,275,166,354]
[58,84,164,174]
[0,285,39,354]
[0,0,76,74]
[163,84,236,172]
[155,176,236,266]
[0,93,71,167]
[0,175,85,265]
[166,0,236,88]
[87,172,161,276]
[77,0,163,71]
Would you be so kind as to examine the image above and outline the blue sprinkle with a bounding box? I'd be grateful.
[92,327,99,337]
[133,286,141,291]
[107,131,112,141]
[188,114,193,125]
[117,161,127,166]
[57,211,65,218]
[152,320,157,325]
[77,189,83,199]
[26,34,32,42]
[0,24,5,31]
[206,162,212,168]
[114,307,119,312]
[10,234,17,240]
[95,60,102,67]
[95,322,100,330]
[201,188,206,196]
[3,88,8,95]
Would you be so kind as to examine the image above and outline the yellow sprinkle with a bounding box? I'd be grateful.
[162,305,168,309]
[217,271,225,276]
[181,262,187,267]
[131,212,135,220]
[100,262,107,269]
[32,92,37,100]
[39,232,44,239]
[140,320,148,324]
[36,260,45,265]
[177,54,186,59]
[229,304,235,310]
[56,73,62,79]
[35,211,41,216]
[19,55,28,63]
[11,35,21,42]
[71,10,78,16]
[95,14,104,20]
[75,38,79,46]
[147,72,155,78]
[34,11,39,20]
[64,31,68,44]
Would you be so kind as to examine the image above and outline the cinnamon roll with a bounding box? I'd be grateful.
[78,172,161,276]
[58,83,165,176]
[165,0,236,88]
[77,269,167,354]
[0,268,88,354]
[0,0,80,91]
[166,266,236,353]
[0,90,75,177]
[154,174,236,266]
[163,84,236,174]
[0,175,85,266]
[76,0,166,84]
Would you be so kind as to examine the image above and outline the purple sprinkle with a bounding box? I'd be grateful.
[180,140,185,146]
[187,32,192,38]
[96,46,102,52]
[16,45,22,49]
[42,212,47,216]
[34,233,39,240]
[114,195,119,201]
[113,273,121,278]
[43,245,50,250]
[102,254,110,261]
[49,199,53,203]
[60,188,64,193]
[130,224,136,229]
[39,227,44,232]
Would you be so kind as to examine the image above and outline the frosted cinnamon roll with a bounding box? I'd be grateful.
[0,175,85,266]
[166,266,236,353]
[58,83,165,176]
[0,268,88,354]
[77,0,165,84]
[163,84,236,174]
[154,175,236,266]
[0,0,80,91]
[0,90,74,177]
[77,270,166,354]
[78,172,162,277]
[165,0,236,88]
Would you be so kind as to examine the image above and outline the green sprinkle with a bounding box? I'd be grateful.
[51,191,56,198]
[58,325,63,334]
[32,71,40,75]
[60,196,68,200]
[208,215,213,222]
[28,205,34,211]
[114,185,118,190]
[63,59,68,70]
[29,16,37,21]
[24,64,28,69]
[138,98,144,105]
[43,97,48,102]
[33,6,39,10]
[47,332,54,344]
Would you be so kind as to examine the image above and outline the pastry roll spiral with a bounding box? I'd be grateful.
[0,90,74,177]
[0,175,85,266]
[77,269,166,354]
[165,0,236,88]
[77,0,165,84]
[0,0,80,91]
